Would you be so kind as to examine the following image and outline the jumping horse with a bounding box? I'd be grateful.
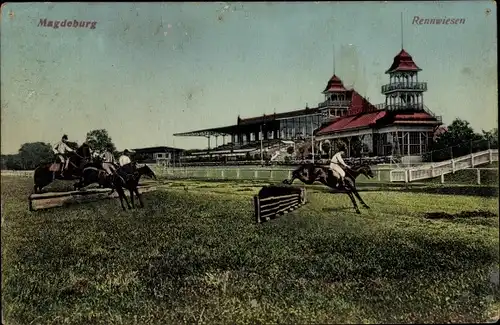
[75,163,157,210]
[109,164,157,210]
[33,143,93,193]
[282,163,375,214]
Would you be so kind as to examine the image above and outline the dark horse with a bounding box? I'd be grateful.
[282,163,375,214]
[79,164,157,210]
[33,143,94,193]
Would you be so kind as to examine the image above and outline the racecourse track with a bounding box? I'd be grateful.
[1,175,499,324]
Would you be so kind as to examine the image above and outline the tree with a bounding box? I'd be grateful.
[351,137,364,157]
[1,154,23,170]
[17,142,54,169]
[482,128,498,149]
[321,141,331,155]
[297,145,305,160]
[85,129,117,155]
[426,118,484,162]
[333,139,347,152]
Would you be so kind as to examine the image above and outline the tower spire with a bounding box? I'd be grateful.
[333,43,336,74]
[401,12,404,49]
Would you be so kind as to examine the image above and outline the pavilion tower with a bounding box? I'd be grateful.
[381,49,427,112]
[319,74,351,121]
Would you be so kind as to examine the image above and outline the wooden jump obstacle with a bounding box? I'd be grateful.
[28,185,158,211]
[254,185,306,223]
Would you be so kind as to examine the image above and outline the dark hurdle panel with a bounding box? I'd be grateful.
[254,185,306,223]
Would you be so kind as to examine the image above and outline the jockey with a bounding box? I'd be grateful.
[116,149,136,182]
[100,146,117,176]
[119,149,132,167]
[52,134,74,177]
[329,147,350,188]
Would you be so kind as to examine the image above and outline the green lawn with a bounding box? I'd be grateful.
[1,176,499,324]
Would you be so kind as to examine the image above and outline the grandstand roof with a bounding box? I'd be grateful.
[173,124,243,137]
[238,107,320,125]
[174,107,321,137]
[316,111,387,135]
[132,146,185,153]
[315,110,440,136]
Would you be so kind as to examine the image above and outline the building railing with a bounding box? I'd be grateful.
[422,105,442,123]
[381,82,427,93]
[373,103,442,124]
[317,100,351,108]
[385,103,424,111]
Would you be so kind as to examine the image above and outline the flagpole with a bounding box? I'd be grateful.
[311,119,315,164]
[260,124,264,166]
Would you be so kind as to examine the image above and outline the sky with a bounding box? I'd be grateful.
[1,1,497,154]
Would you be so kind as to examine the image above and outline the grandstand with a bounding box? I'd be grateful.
[174,47,443,165]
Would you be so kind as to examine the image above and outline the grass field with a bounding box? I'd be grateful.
[1,176,499,324]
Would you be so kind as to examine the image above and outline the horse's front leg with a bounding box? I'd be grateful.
[346,192,361,214]
[351,187,370,209]
[133,187,144,208]
[116,186,131,210]
[129,187,135,208]
[283,175,295,185]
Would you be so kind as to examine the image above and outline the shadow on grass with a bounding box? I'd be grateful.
[30,191,157,213]
[310,184,498,198]
[321,207,353,212]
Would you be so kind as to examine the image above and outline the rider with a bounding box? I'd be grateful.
[329,146,351,188]
[118,149,132,167]
[100,145,118,176]
[52,134,74,177]
[116,149,136,182]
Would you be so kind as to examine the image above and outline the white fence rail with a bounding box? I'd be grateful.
[1,166,395,183]
[389,149,498,183]
[2,150,497,185]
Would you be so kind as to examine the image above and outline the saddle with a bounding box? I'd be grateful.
[49,163,62,172]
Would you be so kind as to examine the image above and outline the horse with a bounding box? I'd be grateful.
[33,143,93,193]
[109,164,157,210]
[282,162,375,214]
[73,165,115,193]
[72,155,111,191]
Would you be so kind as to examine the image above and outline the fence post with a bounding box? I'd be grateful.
[221,169,225,179]
[288,170,292,179]
[440,173,445,184]
[254,196,261,223]
[452,159,455,173]
[236,169,240,179]
[270,170,274,181]
[377,169,381,181]
[471,153,474,166]
[489,149,493,163]
[254,170,258,180]
[476,169,481,185]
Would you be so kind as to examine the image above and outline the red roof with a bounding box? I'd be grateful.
[385,49,421,73]
[348,90,379,115]
[316,110,387,135]
[393,112,436,121]
[323,74,348,93]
